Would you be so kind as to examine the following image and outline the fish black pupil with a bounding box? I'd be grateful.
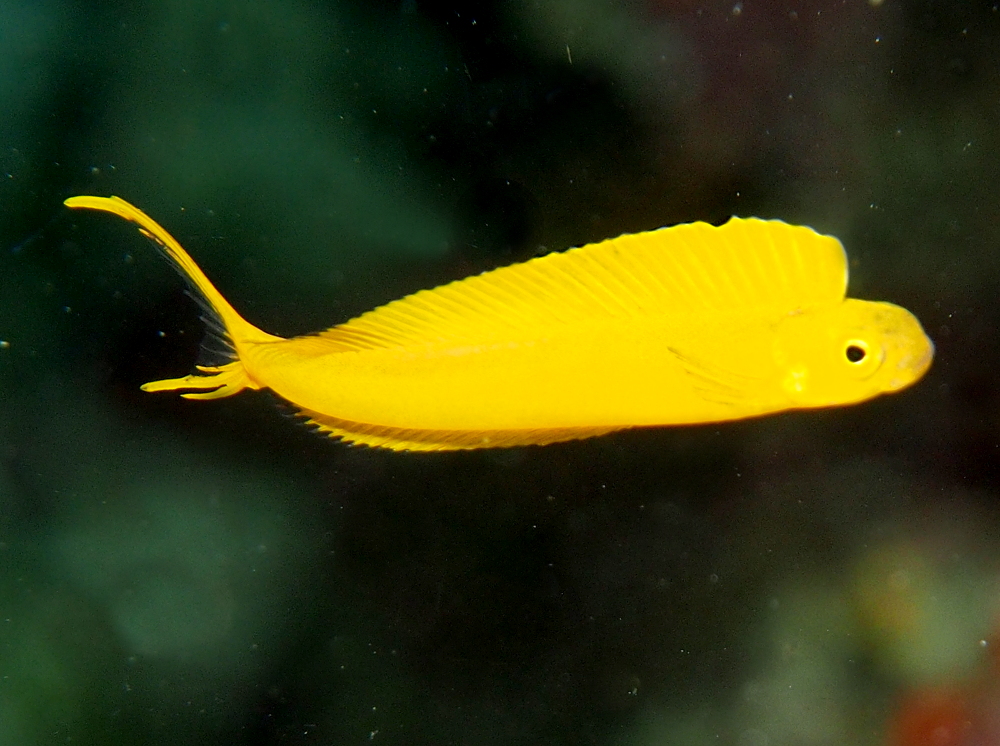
[846,345,866,363]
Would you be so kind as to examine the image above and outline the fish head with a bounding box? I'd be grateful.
[772,298,934,408]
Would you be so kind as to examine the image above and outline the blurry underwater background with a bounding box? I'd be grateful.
[2,0,1000,744]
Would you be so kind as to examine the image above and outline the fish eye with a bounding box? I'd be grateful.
[845,340,868,364]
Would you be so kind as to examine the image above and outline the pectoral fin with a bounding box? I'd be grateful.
[667,347,762,406]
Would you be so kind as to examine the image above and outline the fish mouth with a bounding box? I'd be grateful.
[914,340,935,377]
[887,338,935,391]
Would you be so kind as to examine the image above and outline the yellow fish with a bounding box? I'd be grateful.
[64,196,933,451]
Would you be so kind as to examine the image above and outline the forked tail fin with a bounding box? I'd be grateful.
[64,195,280,399]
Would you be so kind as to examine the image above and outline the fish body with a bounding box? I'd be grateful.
[252,314,768,426]
[63,196,933,451]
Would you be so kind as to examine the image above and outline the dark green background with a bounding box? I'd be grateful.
[1,1,996,744]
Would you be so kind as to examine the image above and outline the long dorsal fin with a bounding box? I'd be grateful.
[316,217,848,350]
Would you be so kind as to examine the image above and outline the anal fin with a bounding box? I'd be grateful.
[295,408,624,452]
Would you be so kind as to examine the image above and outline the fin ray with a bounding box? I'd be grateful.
[139,361,261,399]
[296,407,623,451]
[318,217,848,351]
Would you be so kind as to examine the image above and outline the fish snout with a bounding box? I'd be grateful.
[887,335,934,391]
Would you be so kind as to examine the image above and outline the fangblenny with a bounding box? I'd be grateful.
[64,196,933,451]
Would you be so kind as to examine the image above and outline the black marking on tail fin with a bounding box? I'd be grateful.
[181,289,237,366]
[196,332,237,367]
[134,222,237,367]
